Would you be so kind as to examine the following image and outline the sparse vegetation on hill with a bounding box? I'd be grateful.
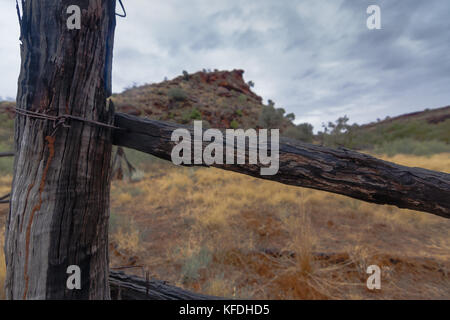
[0,226,5,300]
[258,101,289,129]
[318,107,450,155]
[2,74,449,157]
[110,70,450,156]
[111,69,294,131]
[284,123,314,143]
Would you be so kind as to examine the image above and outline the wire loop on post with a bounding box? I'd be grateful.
[116,0,127,18]
[13,108,124,132]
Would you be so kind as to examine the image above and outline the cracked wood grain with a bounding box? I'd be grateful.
[6,0,117,300]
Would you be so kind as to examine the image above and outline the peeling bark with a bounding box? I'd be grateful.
[6,0,116,299]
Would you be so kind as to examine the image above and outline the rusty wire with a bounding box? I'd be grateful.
[14,108,124,136]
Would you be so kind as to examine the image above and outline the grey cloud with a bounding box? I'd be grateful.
[0,0,449,131]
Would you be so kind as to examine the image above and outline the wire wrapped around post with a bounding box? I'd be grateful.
[116,0,126,17]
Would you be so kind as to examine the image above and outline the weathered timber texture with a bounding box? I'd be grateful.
[109,271,222,300]
[6,1,116,299]
[113,113,450,219]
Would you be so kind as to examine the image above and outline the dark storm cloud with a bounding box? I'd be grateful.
[283,0,450,127]
[0,0,449,129]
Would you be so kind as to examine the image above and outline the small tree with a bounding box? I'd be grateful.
[285,113,296,122]
[182,70,190,81]
[168,88,188,102]
[321,116,359,148]
[258,102,286,129]
[284,123,314,143]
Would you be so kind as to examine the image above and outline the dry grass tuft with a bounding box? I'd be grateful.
[0,226,5,300]
[106,153,450,299]
[111,227,141,253]
[0,153,448,299]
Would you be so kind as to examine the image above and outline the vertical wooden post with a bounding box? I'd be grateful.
[5,0,116,299]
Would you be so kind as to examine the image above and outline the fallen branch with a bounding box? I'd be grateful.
[0,193,10,204]
[109,271,223,300]
[0,152,14,157]
[0,193,10,201]
[113,113,450,219]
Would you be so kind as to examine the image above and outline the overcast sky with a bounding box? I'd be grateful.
[1,0,449,130]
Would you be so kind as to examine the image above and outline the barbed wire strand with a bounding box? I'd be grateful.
[14,108,124,136]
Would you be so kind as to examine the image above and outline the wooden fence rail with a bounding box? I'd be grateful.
[109,271,221,300]
[2,111,449,298]
[113,113,450,219]
[7,0,448,300]
[3,114,449,218]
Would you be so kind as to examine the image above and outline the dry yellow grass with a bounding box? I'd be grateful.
[111,227,141,253]
[0,153,449,299]
[0,226,5,300]
[108,152,450,299]
[384,153,450,171]
[0,175,11,195]
[0,176,10,299]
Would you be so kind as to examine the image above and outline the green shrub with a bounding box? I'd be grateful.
[182,70,190,81]
[258,103,286,129]
[230,119,239,129]
[181,247,212,283]
[285,113,296,122]
[316,114,450,155]
[182,108,202,123]
[238,94,247,104]
[284,123,314,143]
[346,119,450,149]
[168,87,188,102]
[201,120,211,129]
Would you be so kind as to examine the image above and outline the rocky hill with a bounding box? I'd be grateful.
[111,69,294,131]
[1,69,449,154]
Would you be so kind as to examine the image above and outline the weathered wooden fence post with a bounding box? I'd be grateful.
[5,0,117,299]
